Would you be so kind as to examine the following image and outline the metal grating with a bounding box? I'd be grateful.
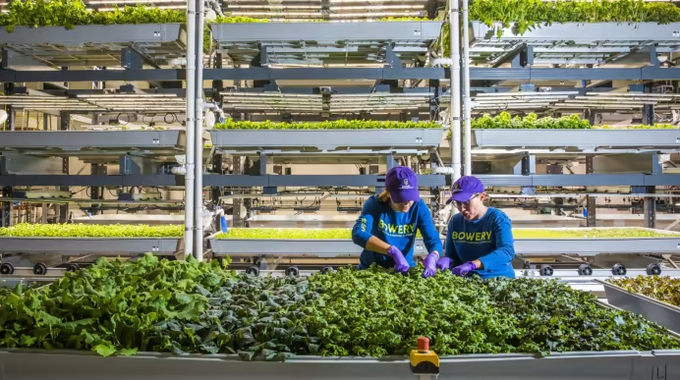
[218,91,680,115]
[0,93,186,113]
[449,92,680,113]
[221,0,439,20]
[211,21,442,65]
[220,91,434,114]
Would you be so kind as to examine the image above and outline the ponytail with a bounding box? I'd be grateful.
[378,190,390,203]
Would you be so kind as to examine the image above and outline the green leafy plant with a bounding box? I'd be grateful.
[304,266,678,357]
[473,112,592,130]
[213,119,441,130]
[215,227,677,240]
[446,113,678,138]
[0,0,185,32]
[441,0,680,55]
[597,124,680,130]
[484,276,678,354]
[0,1,433,32]
[0,258,677,359]
[0,223,183,237]
[608,276,680,307]
[0,254,232,356]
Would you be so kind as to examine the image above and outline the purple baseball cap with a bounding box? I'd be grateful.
[446,176,485,204]
[385,166,420,203]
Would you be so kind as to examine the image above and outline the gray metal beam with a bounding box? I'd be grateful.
[204,174,446,187]
[476,174,680,187]
[4,67,680,82]
[469,67,680,81]
[0,173,676,188]
[0,175,184,187]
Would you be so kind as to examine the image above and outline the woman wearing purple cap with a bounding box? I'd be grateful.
[433,176,516,278]
[352,166,443,277]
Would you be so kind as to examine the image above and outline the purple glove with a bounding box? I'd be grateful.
[452,261,477,277]
[387,246,410,274]
[436,257,453,271]
[422,252,439,278]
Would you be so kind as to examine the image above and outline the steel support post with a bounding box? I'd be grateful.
[58,112,70,223]
[1,83,14,227]
[429,80,440,121]
[194,0,206,261]
[461,0,472,176]
[644,153,660,229]
[517,154,537,195]
[449,0,462,181]
[1,187,10,227]
[90,163,106,215]
[211,52,224,205]
[184,0,198,258]
[643,84,655,126]
[644,186,657,229]
[585,156,597,227]
[232,156,243,228]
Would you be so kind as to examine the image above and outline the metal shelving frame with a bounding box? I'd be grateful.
[0,1,678,263]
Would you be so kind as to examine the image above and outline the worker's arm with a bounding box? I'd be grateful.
[416,200,442,256]
[475,216,515,270]
[352,197,391,254]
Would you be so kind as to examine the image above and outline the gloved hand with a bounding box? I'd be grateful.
[452,261,477,277]
[387,246,410,274]
[422,252,439,278]
[436,257,453,271]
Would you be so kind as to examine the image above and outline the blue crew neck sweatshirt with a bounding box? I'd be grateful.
[352,195,443,270]
[445,207,515,279]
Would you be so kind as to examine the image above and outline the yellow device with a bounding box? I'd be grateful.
[409,337,440,376]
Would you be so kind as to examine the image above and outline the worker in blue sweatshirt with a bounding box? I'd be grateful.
[352,166,443,277]
[435,176,516,278]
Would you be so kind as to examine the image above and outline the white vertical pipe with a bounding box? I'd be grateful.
[184,0,197,259]
[462,0,472,176]
[194,0,205,261]
[449,0,462,181]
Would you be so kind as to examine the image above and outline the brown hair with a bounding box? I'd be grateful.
[378,190,390,203]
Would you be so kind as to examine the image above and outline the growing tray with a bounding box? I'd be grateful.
[599,280,680,334]
[0,348,677,380]
[209,129,445,151]
[472,129,680,150]
[209,235,680,256]
[0,237,181,255]
[0,130,183,151]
